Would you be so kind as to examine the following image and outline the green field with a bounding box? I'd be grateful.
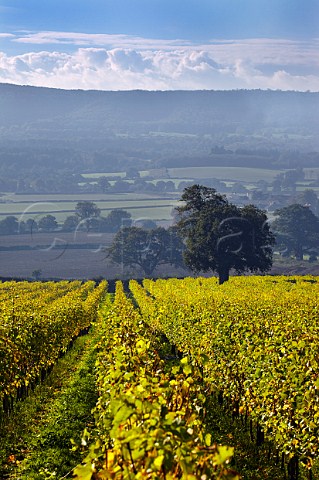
[80,166,319,187]
[1,192,163,202]
[0,194,179,222]
[1,164,318,226]
[81,172,126,179]
[166,166,285,182]
[81,167,286,183]
[304,167,319,179]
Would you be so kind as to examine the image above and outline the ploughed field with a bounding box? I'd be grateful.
[1,276,319,479]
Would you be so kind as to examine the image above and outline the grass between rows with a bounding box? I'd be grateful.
[1,292,316,480]
[0,330,99,480]
[205,395,286,480]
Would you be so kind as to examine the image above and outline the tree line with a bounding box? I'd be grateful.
[1,190,318,282]
[107,185,319,283]
[0,202,134,235]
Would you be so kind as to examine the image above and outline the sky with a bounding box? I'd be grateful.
[0,0,319,91]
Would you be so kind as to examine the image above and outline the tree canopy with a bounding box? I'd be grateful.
[0,216,19,235]
[38,214,58,232]
[75,201,101,220]
[106,226,184,277]
[101,209,132,233]
[63,215,80,232]
[295,189,319,216]
[272,203,319,260]
[175,185,275,284]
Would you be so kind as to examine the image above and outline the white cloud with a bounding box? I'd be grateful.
[0,33,15,38]
[0,34,319,91]
[212,39,319,69]
[10,31,319,68]
[13,31,191,49]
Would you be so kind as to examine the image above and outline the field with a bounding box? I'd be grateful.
[0,231,188,279]
[1,165,318,280]
[82,166,285,183]
[166,166,284,182]
[0,232,113,279]
[1,165,318,230]
[0,193,179,222]
[0,232,319,280]
[1,276,319,479]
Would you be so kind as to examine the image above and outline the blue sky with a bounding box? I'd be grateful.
[0,0,318,90]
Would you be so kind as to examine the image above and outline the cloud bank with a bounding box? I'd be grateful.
[0,32,318,91]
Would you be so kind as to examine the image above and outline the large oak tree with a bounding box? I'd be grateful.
[175,185,275,284]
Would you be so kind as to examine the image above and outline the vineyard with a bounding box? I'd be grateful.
[0,280,107,419]
[1,276,319,479]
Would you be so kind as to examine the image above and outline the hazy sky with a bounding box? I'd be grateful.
[0,0,319,91]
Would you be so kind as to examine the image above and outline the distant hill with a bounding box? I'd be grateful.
[1,84,319,132]
[0,84,319,174]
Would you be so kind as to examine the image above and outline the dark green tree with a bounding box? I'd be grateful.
[75,201,101,231]
[231,182,247,194]
[106,226,185,276]
[97,176,111,193]
[101,209,132,233]
[38,215,58,232]
[62,215,79,232]
[295,189,319,216]
[25,218,38,233]
[134,219,157,230]
[32,269,42,281]
[75,201,101,220]
[272,204,319,260]
[0,216,19,235]
[175,185,275,284]
[125,167,140,179]
[111,180,130,193]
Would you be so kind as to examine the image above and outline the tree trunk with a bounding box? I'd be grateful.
[142,264,155,277]
[295,244,303,261]
[218,268,230,285]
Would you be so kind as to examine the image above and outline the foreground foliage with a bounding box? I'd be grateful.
[0,279,107,420]
[130,275,319,479]
[74,282,239,479]
[3,275,319,479]
[0,334,93,478]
